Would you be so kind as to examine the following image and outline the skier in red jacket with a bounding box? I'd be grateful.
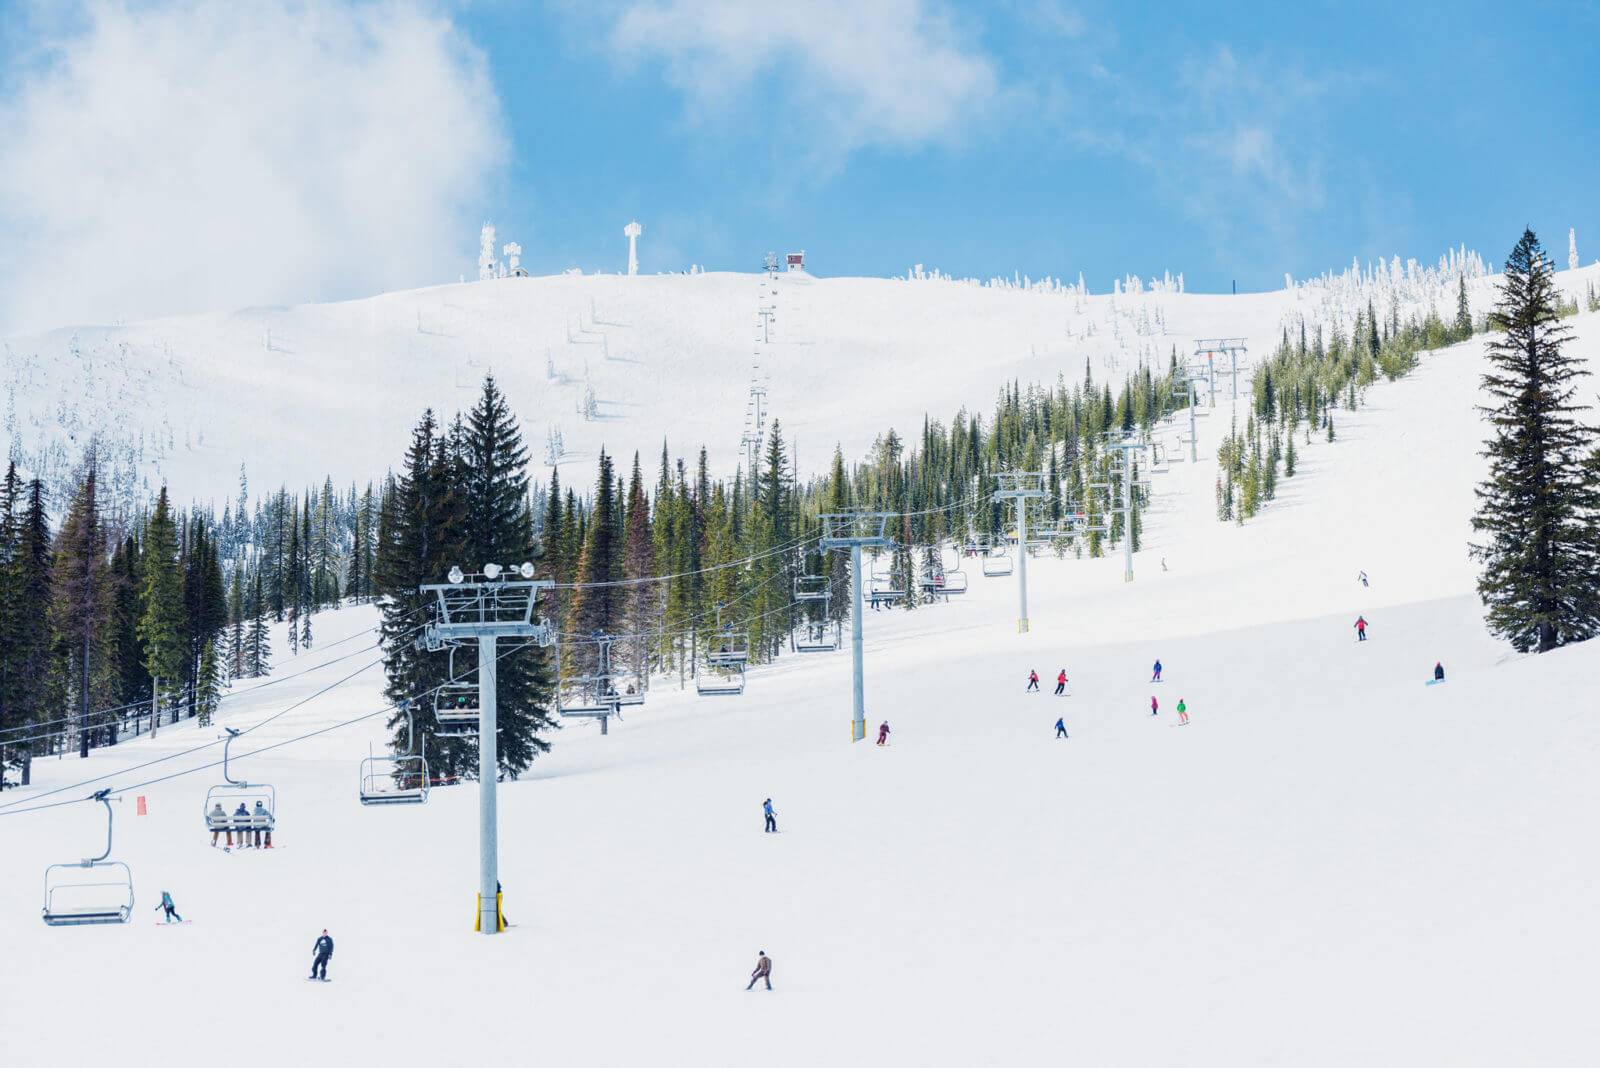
[876,721,890,746]
[1026,670,1040,692]
[1054,670,1067,696]
[1150,695,1159,717]
[1354,616,1369,642]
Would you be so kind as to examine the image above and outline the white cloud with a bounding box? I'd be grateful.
[0,1,507,334]
[605,0,997,159]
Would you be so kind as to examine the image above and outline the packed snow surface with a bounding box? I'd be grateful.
[3,311,1598,1065]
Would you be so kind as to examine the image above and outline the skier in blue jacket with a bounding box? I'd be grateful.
[763,798,777,833]
[1054,718,1068,739]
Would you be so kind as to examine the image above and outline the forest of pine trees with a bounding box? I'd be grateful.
[9,241,1579,790]
[1215,278,1483,523]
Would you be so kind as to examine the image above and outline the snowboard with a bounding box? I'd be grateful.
[1425,679,1445,686]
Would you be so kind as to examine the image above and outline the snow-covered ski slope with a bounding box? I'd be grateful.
[10,254,1593,509]
[3,309,1599,1066]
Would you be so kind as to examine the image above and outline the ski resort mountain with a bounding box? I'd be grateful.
[3,299,1598,1065]
[9,247,1579,514]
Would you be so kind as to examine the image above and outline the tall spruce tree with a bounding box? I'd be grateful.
[2,475,53,783]
[1471,229,1600,651]
[376,411,472,777]
[457,375,556,776]
[52,460,118,756]
[139,488,185,735]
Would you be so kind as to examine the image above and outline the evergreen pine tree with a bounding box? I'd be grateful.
[139,487,185,736]
[52,460,118,755]
[195,640,221,727]
[247,573,271,677]
[457,375,556,776]
[1471,228,1600,651]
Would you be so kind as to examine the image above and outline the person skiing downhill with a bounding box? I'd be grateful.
[876,721,890,747]
[1433,662,1445,682]
[1359,570,1369,588]
[1151,659,1163,683]
[309,929,334,981]
[1026,670,1040,692]
[763,798,777,833]
[1054,670,1067,696]
[1150,695,1159,717]
[747,951,773,991]
[154,890,182,923]
[1354,616,1369,642]
[1177,699,1189,726]
[1054,717,1068,739]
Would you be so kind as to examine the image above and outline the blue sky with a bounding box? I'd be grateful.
[0,1,1596,331]
[463,0,1599,291]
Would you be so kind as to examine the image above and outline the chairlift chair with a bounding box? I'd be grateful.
[42,790,134,927]
[360,701,430,806]
[707,636,749,668]
[695,662,747,696]
[981,544,1014,577]
[433,681,481,737]
[793,575,830,602]
[203,728,277,841]
[796,620,841,653]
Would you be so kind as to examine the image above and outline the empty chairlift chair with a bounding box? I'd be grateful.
[981,543,1014,578]
[203,728,277,848]
[42,789,134,927]
[359,701,430,806]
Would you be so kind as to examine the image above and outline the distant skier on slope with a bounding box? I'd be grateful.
[154,890,183,923]
[1354,616,1370,642]
[1054,670,1067,696]
[1177,699,1189,726]
[747,951,773,991]
[309,929,334,981]
[1433,662,1445,682]
[877,721,890,746]
[1055,717,1068,739]
[1359,570,1369,587]
[763,798,777,833]
[1150,695,1159,717]
[1027,670,1040,692]
[1151,659,1163,683]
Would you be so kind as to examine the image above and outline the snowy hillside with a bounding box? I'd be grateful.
[10,251,1593,511]
[3,311,1599,1066]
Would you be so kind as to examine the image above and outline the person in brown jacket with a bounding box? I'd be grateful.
[746,951,772,991]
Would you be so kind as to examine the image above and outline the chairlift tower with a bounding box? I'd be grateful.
[420,564,553,935]
[1172,362,1200,462]
[819,513,895,741]
[992,472,1045,632]
[1094,433,1151,582]
[1195,338,1248,409]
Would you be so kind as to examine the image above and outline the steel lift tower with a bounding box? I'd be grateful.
[420,563,553,935]
[993,472,1045,632]
[819,512,895,741]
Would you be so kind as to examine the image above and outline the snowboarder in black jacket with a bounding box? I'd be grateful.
[310,930,334,980]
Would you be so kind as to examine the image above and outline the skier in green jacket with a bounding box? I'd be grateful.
[1177,699,1189,726]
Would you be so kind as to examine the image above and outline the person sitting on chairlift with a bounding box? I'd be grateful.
[209,802,231,848]
[233,802,251,848]
[253,799,274,849]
